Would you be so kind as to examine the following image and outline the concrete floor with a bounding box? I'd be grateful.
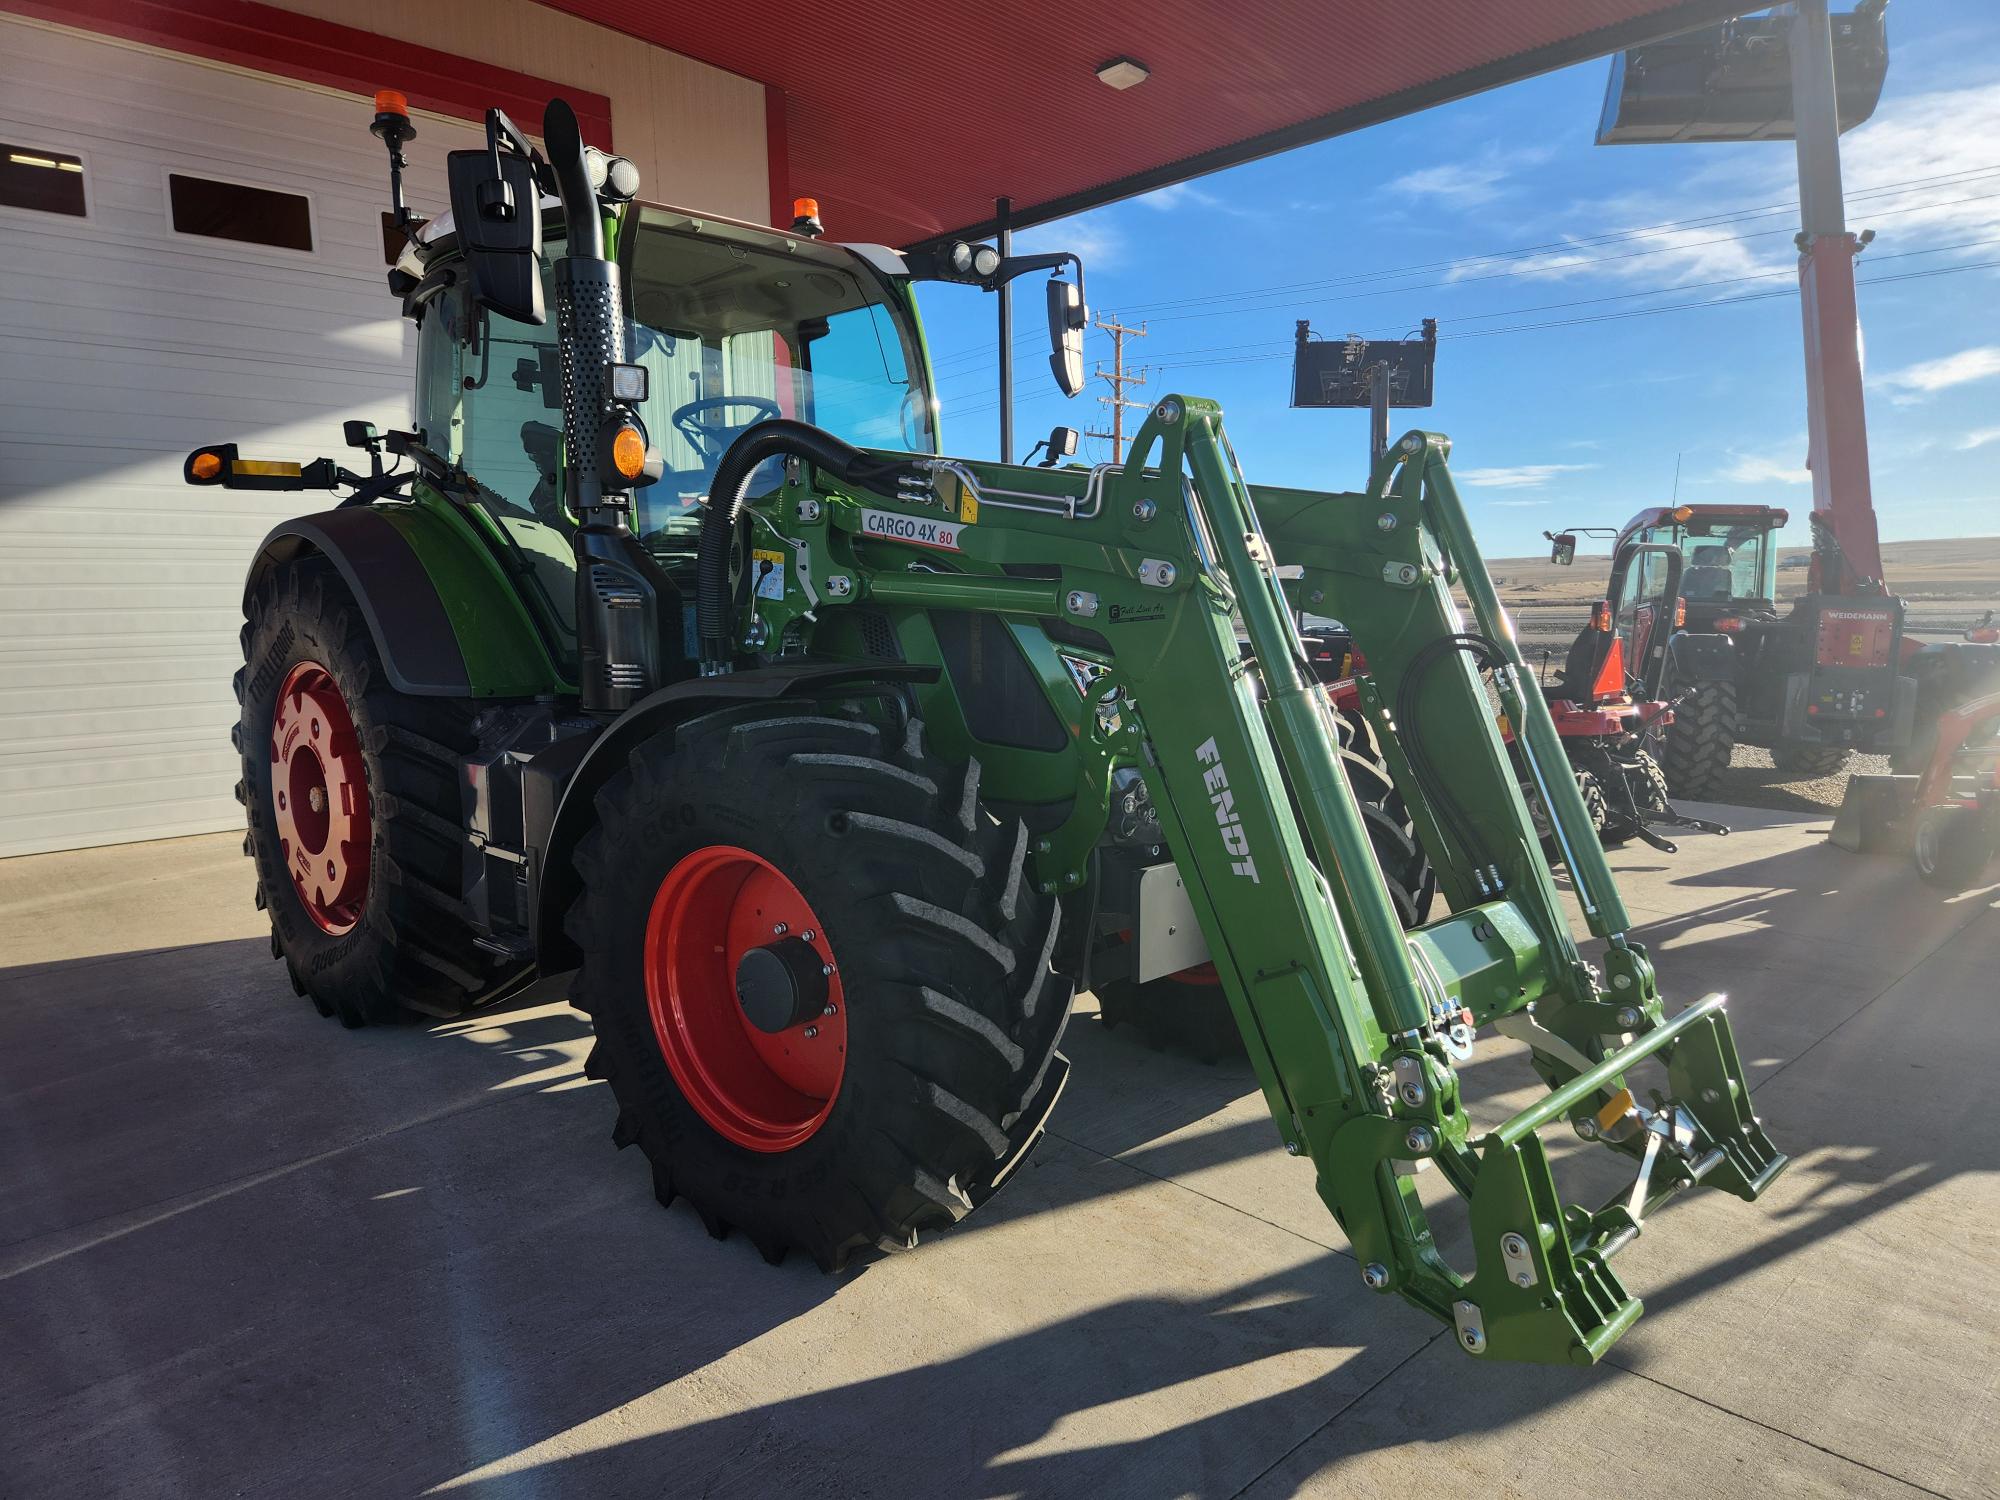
[2,810,1995,1499]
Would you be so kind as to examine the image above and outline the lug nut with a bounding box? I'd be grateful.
[803,1026,818,1039]
[1132,499,1157,522]
[1361,1263,1390,1290]
[1376,513,1398,532]
[1405,1125,1436,1154]
[772,922,788,936]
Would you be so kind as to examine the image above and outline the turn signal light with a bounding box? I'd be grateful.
[189,450,223,482]
[1714,617,1744,633]
[1675,595,1687,628]
[1590,600,1613,631]
[611,425,646,480]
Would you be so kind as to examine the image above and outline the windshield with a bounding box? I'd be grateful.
[413,213,935,541]
[625,211,936,530]
[1643,520,1774,603]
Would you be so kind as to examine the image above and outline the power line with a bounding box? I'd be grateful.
[942,252,2000,417]
[922,165,2000,378]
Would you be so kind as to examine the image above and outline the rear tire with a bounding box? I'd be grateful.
[236,558,504,1027]
[1914,808,1995,890]
[1772,743,1852,778]
[1662,679,1736,799]
[568,708,1072,1270]
[1093,706,1433,1062]
[1599,751,1669,850]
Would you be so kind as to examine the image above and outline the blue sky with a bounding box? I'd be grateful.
[910,1,2000,558]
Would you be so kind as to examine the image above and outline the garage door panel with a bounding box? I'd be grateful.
[0,17,482,856]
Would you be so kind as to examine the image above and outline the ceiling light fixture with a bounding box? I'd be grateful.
[1095,56,1150,91]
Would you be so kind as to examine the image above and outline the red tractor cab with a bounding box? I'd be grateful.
[1550,502,1916,796]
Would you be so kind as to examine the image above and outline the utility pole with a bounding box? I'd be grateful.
[995,196,1014,463]
[1087,314,1149,462]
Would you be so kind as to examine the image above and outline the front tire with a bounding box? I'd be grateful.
[236,559,504,1026]
[568,708,1072,1270]
[1914,807,1995,890]
[1094,706,1433,1062]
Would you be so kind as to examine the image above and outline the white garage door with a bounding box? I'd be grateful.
[0,17,480,857]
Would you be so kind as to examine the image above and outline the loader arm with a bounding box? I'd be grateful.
[727,396,1786,1364]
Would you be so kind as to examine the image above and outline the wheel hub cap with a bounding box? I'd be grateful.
[644,845,847,1152]
[271,661,370,935]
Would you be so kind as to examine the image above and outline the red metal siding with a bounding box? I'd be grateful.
[8,0,615,148]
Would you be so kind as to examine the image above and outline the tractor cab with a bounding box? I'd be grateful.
[1621,504,1782,634]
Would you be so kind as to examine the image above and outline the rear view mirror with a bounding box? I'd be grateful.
[446,147,544,325]
[1047,278,1086,398]
[1549,533,1577,566]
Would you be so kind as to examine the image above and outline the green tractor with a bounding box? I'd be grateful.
[187,95,1786,1365]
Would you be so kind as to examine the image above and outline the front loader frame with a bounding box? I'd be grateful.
[734,396,1787,1363]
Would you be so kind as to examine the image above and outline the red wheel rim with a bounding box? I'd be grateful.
[643,845,848,1152]
[270,660,370,935]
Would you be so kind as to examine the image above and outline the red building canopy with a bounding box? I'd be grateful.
[543,0,1750,245]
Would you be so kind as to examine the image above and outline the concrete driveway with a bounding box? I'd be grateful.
[2,809,1994,1498]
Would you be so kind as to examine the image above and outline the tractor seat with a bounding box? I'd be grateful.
[1548,625,1616,704]
[1680,564,1734,601]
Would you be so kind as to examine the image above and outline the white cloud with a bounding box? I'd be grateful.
[1018,217,1122,270]
[1874,344,2000,404]
[1490,498,1551,507]
[1134,182,1220,212]
[1390,146,1553,206]
[1717,448,1811,486]
[1455,463,1596,490]
[1441,80,2000,294]
[1954,426,2000,451]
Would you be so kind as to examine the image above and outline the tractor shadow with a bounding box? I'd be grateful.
[7,830,1989,1498]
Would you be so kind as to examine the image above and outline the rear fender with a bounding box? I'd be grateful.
[243,503,566,698]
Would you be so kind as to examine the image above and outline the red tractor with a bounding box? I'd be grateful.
[1549,503,1917,796]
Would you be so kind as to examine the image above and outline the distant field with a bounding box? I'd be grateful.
[1490,534,2000,657]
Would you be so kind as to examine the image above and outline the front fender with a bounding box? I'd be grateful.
[243,500,567,698]
[531,661,938,974]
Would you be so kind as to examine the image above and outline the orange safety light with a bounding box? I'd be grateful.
[189,450,223,481]
[374,88,409,117]
[1590,634,1628,701]
[790,196,824,238]
[611,425,647,480]
[1589,600,1613,632]
[1671,505,1695,521]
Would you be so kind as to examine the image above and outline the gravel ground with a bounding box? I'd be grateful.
[1696,743,1886,816]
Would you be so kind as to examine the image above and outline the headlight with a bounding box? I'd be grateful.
[972,244,1001,278]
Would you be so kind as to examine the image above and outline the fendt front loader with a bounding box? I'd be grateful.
[187,94,1785,1365]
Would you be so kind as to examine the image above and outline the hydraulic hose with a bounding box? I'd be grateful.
[696,419,923,667]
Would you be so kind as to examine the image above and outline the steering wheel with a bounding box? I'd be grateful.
[672,395,782,459]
